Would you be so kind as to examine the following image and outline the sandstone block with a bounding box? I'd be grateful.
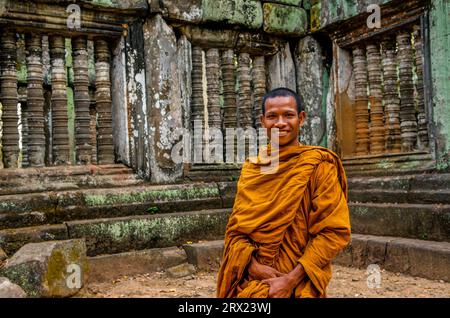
[183,240,224,271]
[1,239,88,297]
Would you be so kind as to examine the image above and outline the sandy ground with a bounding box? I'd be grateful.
[79,265,450,298]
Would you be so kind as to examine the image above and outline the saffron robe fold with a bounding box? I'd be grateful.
[216,145,351,298]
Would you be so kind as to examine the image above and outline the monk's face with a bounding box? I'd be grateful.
[260,96,306,147]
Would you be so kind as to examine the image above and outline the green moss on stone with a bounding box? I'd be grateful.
[263,3,308,36]
[84,186,220,207]
[202,0,263,29]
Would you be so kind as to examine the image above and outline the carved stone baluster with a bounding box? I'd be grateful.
[238,53,252,128]
[413,25,429,149]
[367,43,385,154]
[50,35,70,165]
[95,39,114,164]
[191,46,205,125]
[25,33,46,167]
[397,31,417,152]
[73,37,92,164]
[190,46,205,163]
[0,31,20,168]
[221,49,237,129]
[381,37,402,153]
[90,102,98,164]
[353,46,370,156]
[206,49,221,130]
[252,56,266,129]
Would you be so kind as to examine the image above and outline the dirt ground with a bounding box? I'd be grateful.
[79,265,450,298]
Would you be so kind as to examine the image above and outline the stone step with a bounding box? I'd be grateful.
[349,189,450,204]
[0,164,142,195]
[348,173,450,191]
[0,208,231,257]
[88,246,187,283]
[349,202,450,242]
[0,182,236,230]
[334,234,450,282]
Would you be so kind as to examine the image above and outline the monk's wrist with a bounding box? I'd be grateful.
[286,264,305,287]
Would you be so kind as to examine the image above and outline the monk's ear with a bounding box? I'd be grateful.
[299,111,306,127]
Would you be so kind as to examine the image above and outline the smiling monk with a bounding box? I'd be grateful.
[217,87,351,298]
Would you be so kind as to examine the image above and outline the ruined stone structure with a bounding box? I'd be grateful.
[0,0,449,287]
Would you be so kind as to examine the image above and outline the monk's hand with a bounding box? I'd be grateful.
[262,263,306,298]
[261,276,295,298]
[248,257,284,281]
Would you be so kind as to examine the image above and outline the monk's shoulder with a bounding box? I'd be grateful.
[300,145,340,160]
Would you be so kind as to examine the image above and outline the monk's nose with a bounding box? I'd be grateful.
[274,117,287,128]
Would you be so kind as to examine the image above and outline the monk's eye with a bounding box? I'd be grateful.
[266,114,276,119]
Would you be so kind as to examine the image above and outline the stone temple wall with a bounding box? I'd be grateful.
[0,0,449,182]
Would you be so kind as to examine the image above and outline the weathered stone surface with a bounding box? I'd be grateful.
[125,21,150,179]
[203,0,263,29]
[0,239,88,297]
[31,0,148,11]
[430,0,450,171]
[349,202,450,242]
[179,25,240,49]
[267,42,297,91]
[295,36,326,146]
[111,37,130,166]
[217,181,238,208]
[88,247,187,283]
[263,3,308,36]
[385,238,450,282]
[326,58,337,152]
[0,277,27,298]
[183,240,224,271]
[143,14,184,183]
[166,263,197,278]
[160,0,203,23]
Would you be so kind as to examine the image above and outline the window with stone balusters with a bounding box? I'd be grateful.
[0,31,115,169]
[334,15,433,173]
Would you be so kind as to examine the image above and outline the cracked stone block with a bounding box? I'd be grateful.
[183,240,224,271]
[0,239,89,298]
[203,0,263,29]
[166,263,197,278]
[0,277,27,298]
[263,3,308,35]
[160,0,203,23]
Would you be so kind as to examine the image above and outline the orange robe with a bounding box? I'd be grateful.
[216,145,351,298]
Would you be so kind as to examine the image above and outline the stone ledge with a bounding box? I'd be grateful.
[183,240,224,271]
[335,234,450,282]
[88,247,187,283]
[348,202,450,242]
